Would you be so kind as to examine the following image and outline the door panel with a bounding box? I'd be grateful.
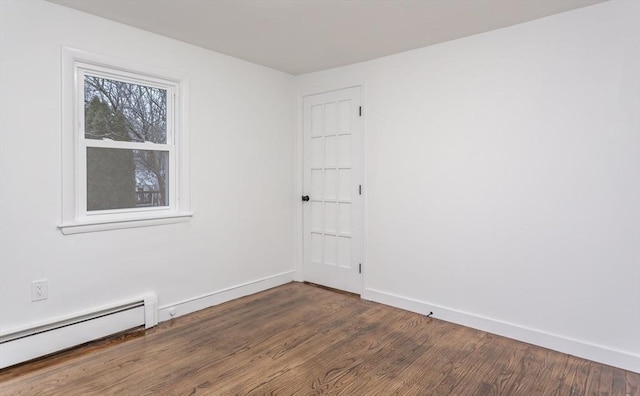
[303,86,362,294]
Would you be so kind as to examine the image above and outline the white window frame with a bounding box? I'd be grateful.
[60,48,191,234]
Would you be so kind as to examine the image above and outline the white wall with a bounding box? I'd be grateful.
[296,0,640,372]
[0,0,295,330]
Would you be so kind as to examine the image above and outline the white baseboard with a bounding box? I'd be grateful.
[158,271,295,322]
[0,300,148,369]
[362,287,640,374]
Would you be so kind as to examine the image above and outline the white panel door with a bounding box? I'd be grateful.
[303,86,362,294]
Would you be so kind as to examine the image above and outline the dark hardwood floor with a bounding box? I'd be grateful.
[0,282,638,395]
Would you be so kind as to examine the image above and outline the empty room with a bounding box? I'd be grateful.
[0,0,638,394]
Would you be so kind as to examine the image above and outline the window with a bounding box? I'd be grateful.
[60,48,191,234]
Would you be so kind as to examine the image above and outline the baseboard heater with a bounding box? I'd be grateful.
[0,294,158,369]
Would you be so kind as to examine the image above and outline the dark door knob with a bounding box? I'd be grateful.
[301,195,310,202]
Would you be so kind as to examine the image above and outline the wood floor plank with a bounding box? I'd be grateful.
[612,367,628,396]
[585,363,604,396]
[600,365,615,396]
[504,343,554,395]
[427,331,499,395]
[294,314,438,395]
[472,337,528,396]
[254,310,409,395]
[204,305,393,394]
[569,359,596,396]
[558,357,583,396]
[1,282,639,396]
[459,334,527,395]
[627,370,640,396]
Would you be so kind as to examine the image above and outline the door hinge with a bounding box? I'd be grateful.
[359,263,362,274]
[359,106,362,117]
[359,185,362,195]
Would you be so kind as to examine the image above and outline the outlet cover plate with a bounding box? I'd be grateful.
[32,280,48,301]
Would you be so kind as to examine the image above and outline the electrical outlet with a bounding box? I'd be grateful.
[31,280,48,301]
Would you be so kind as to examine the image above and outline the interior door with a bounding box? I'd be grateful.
[302,86,362,294]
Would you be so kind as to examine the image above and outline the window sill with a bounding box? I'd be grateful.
[58,213,193,235]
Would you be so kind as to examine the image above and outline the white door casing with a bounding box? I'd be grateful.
[302,86,362,294]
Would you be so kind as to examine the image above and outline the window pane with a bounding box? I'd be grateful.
[84,75,167,144]
[87,148,169,211]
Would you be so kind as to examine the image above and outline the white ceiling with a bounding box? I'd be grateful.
[48,0,605,75]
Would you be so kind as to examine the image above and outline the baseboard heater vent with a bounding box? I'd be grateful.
[0,294,158,369]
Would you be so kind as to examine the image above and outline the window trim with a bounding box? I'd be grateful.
[59,47,191,234]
